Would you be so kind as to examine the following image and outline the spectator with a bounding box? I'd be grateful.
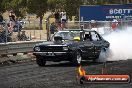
[13,18,22,32]
[60,11,67,29]
[17,31,28,41]
[50,22,56,38]
[9,11,15,22]
[0,30,6,43]
[111,19,118,31]
[54,11,61,30]
[0,13,3,32]
[0,13,3,24]
[21,31,28,41]
[54,11,60,24]
[0,29,12,43]
[50,22,56,34]
[8,11,16,32]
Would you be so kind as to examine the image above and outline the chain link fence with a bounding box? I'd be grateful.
[64,21,112,35]
[0,20,132,43]
[64,20,132,34]
[0,20,47,43]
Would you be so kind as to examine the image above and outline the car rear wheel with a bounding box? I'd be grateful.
[71,51,82,66]
[97,48,110,62]
[36,56,46,66]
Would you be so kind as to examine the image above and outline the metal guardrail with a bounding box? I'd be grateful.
[0,40,45,56]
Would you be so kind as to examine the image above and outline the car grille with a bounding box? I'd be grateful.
[40,46,63,52]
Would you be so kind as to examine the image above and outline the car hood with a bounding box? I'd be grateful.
[35,41,71,47]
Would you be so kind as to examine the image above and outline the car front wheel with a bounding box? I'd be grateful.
[36,56,46,66]
[71,51,82,66]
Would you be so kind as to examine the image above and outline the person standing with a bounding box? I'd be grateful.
[9,11,15,22]
[60,11,67,29]
[0,12,3,32]
[54,11,61,30]
[8,11,16,32]
[50,22,56,39]
[0,13,4,43]
[54,11,60,24]
[111,19,118,31]
[0,13,3,24]
[13,18,22,32]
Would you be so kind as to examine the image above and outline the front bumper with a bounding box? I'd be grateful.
[33,51,72,61]
[33,52,68,56]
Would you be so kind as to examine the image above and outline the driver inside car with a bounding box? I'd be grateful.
[84,34,92,41]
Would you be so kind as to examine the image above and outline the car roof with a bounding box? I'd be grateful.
[58,29,96,32]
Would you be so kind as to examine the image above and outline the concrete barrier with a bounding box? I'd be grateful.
[0,40,45,56]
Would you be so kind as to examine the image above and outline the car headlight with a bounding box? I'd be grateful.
[63,46,68,51]
[34,46,40,51]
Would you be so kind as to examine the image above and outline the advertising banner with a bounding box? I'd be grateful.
[80,4,132,21]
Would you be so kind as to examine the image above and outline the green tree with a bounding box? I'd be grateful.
[0,0,4,13]
[1,0,27,18]
[47,0,64,11]
[1,0,11,13]
[11,0,27,18]
[47,0,83,20]
[64,0,83,20]
[27,0,48,30]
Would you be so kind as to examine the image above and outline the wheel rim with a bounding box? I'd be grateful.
[77,52,81,64]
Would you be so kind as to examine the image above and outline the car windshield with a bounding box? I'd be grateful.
[53,30,81,40]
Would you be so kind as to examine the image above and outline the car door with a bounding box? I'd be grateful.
[90,31,102,56]
[92,31,109,49]
[79,32,95,58]
[82,40,95,58]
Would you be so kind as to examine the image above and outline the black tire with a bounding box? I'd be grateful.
[71,51,82,66]
[36,56,46,66]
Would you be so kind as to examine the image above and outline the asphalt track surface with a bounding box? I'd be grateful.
[0,59,132,88]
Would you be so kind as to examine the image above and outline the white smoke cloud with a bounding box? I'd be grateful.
[102,26,132,61]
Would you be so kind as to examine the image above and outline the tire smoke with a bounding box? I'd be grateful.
[102,27,132,61]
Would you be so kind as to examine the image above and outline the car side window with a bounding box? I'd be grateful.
[90,32,100,41]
